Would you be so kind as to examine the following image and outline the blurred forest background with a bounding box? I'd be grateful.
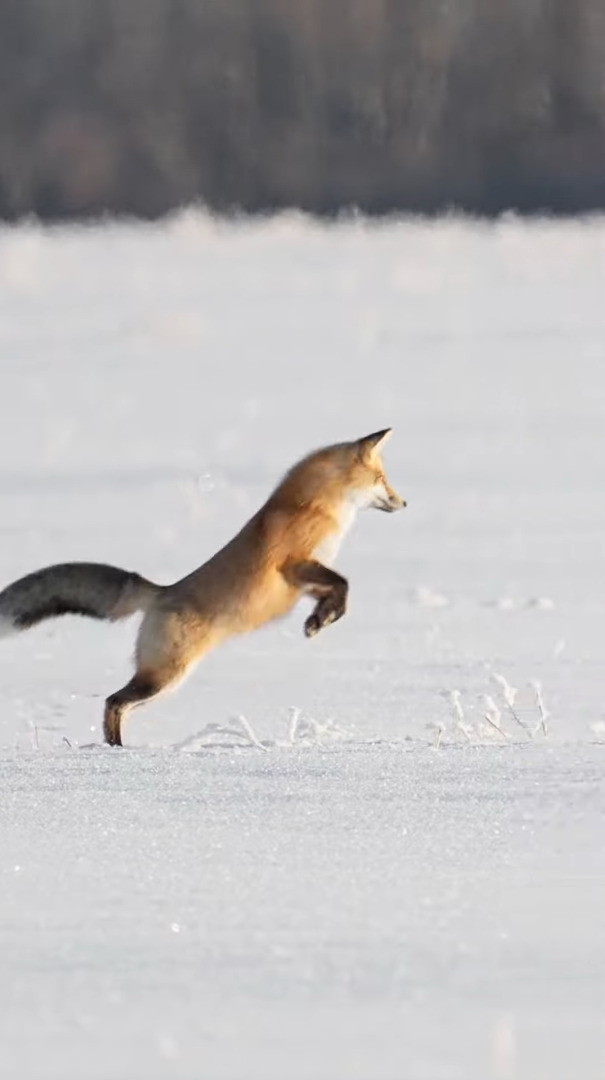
[1,0,604,220]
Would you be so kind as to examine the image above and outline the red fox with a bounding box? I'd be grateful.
[0,430,404,745]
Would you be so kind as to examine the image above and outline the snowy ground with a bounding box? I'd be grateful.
[0,213,604,1078]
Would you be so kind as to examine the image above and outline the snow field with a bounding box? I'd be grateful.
[0,213,604,1078]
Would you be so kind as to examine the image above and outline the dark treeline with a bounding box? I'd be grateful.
[1,0,604,220]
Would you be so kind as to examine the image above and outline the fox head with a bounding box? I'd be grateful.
[277,429,405,514]
[348,429,406,512]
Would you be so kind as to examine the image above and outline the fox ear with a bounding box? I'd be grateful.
[358,428,392,460]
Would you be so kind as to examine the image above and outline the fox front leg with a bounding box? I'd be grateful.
[283,560,349,638]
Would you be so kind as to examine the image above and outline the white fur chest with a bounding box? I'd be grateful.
[312,501,358,566]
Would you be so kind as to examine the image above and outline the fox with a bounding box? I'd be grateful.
[0,429,404,746]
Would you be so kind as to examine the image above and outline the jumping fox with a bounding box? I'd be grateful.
[0,430,404,746]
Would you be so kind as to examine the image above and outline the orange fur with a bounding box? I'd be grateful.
[1,430,405,746]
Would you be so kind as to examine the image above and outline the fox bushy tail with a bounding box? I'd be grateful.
[0,562,160,635]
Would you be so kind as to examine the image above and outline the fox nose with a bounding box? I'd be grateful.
[390,493,406,511]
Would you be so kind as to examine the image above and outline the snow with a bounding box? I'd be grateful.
[1,212,605,1078]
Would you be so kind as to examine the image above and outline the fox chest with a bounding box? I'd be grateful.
[312,504,357,567]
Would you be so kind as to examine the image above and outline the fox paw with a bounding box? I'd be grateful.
[304,609,338,637]
[304,614,321,638]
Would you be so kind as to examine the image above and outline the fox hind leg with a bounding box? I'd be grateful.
[104,607,217,746]
[103,667,181,746]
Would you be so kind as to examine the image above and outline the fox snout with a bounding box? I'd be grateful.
[373,491,406,512]
[371,484,406,512]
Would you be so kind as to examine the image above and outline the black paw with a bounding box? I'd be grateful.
[304,613,321,638]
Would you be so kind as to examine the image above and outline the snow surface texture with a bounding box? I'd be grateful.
[0,214,604,1079]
